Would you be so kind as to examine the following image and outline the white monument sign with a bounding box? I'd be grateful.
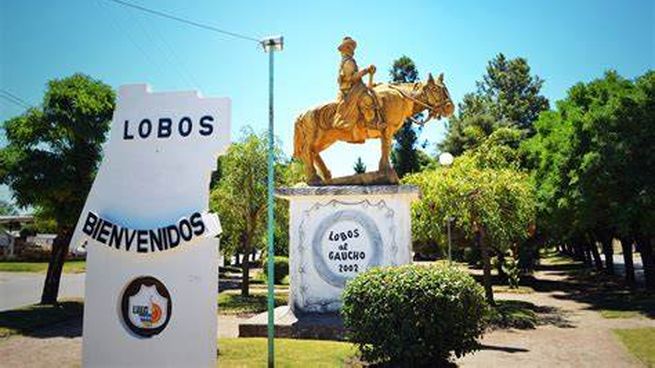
[71,84,230,367]
[277,185,419,313]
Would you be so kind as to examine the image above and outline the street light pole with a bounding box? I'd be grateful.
[261,35,283,368]
[447,217,452,262]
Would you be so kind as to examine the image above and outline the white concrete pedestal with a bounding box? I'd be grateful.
[277,185,419,313]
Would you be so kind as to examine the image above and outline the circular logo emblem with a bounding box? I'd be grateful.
[120,276,172,338]
[311,210,382,288]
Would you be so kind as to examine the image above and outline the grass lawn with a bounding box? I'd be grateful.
[601,310,643,319]
[0,260,86,273]
[598,291,655,319]
[218,338,357,367]
[218,290,289,315]
[489,300,538,329]
[614,328,655,367]
[0,300,83,338]
[493,285,535,294]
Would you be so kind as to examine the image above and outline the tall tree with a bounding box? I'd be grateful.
[209,128,284,296]
[353,157,366,174]
[404,134,536,304]
[0,73,115,304]
[389,56,422,178]
[440,53,549,155]
[523,70,655,287]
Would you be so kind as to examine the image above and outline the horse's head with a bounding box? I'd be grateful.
[423,73,455,120]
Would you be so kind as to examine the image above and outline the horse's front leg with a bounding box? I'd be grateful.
[378,130,399,183]
[378,129,392,173]
[314,152,332,181]
[304,148,322,186]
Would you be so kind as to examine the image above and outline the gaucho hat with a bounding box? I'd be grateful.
[338,36,357,52]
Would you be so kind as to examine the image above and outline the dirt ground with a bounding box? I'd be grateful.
[0,263,653,368]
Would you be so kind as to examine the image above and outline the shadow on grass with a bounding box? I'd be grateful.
[532,260,655,319]
[218,292,288,316]
[0,301,83,339]
[552,280,655,319]
[475,255,655,320]
[489,300,574,330]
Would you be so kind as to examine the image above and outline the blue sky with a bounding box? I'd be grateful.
[1,0,653,199]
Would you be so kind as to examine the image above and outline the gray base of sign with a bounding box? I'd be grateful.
[238,305,345,340]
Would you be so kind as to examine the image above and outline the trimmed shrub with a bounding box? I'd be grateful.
[262,256,289,284]
[342,264,489,367]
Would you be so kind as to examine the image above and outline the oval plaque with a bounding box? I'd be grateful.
[311,210,382,288]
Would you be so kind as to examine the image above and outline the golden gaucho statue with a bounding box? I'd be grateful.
[293,36,455,185]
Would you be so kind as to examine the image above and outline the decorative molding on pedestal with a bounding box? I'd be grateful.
[276,185,420,198]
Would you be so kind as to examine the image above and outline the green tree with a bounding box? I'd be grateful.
[523,70,655,288]
[209,128,284,296]
[273,158,305,257]
[405,139,536,304]
[440,53,549,155]
[0,73,115,304]
[353,157,366,174]
[389,56,422,178]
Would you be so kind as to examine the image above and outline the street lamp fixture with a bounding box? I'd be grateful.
[439,152,454,166]
[261,35,284,52]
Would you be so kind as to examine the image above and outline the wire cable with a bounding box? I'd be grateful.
[0,89,31,108]
[104,0,261,43]
[0,95,29,110]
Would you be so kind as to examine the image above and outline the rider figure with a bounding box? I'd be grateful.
[334,36,384,141]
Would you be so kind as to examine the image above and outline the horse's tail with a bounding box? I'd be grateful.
[293,110,314,160]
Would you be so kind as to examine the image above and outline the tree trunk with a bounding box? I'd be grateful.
[588,240,603,271]
[599,234,615,275]
[583,247,592,266]
[565,243,573,256]
[572,243,585,262]
[478,228,494,305]
[241,250,251,297]
[496,250,507,282]
[619,236,635,287]
[40,228,72,305]
[636,235,655,290]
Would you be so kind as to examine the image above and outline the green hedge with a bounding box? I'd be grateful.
[342,264,489,366]
[262,256,289,284]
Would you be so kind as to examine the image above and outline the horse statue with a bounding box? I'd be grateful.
[293,72,455,185]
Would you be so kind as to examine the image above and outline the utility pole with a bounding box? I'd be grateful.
[261,35,283,368]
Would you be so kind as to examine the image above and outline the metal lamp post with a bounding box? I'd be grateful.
[261,35,283,368]
[439,152,454,262]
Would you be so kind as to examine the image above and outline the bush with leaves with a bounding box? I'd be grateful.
[502,250,521,289]
[342,264,488,366]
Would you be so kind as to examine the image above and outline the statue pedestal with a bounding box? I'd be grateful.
[276,185,419,313]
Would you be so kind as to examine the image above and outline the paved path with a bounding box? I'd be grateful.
[0,272,85,311]
[458,266,654,367]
